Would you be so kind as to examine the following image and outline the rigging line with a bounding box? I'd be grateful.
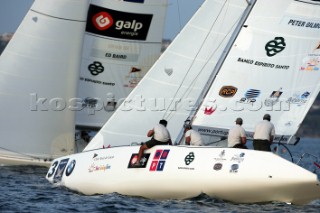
[164,0,236,121]
[165,2,236,122]
[164,0,230,121]
[163,0,229,121]
[176,0,183,31]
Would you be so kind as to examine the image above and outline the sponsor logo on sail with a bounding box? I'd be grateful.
[286,17,320,29]
[300,43,320,72]
[237,57,290,70]
[300,59,320,71]
[92,12,113,30]
[239,89,261,104]
[265,88,283,106]
[88,61,104,76]
[219,86,237,97]
[286,91,310,106]
[124,67,143,88]
[198,128,229,137]
[105,53,127,60]
[204,106,215,115]
[149,149,170,171]
[82,98,98,109]
[86,4,152,40]
[265,37,286,57]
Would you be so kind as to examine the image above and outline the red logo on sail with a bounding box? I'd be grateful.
[92,12,113,30]
[204,107,215,115]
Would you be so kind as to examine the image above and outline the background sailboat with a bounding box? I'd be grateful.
[0,0,168,166]
[0,0,90,166]
[75,0,168,131]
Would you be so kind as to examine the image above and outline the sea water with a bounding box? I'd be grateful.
[1,138,320,213]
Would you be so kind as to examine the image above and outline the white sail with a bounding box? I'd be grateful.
[75,0,168,129]
[192,0,320,144]
[84,0,248,150]
[0,0,89,166]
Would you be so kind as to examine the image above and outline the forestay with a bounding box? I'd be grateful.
[192,0,320,145]
[76,0,168,129]
[84,0,248,150]
[0,0,89,165]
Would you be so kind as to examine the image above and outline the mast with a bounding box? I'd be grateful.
[176,0,257,144]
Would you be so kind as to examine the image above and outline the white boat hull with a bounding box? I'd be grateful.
[0,152,51,167]
[46,145,320,205]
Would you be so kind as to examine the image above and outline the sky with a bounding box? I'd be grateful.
[0,0,204,40]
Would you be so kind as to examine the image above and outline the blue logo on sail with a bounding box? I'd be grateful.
[239,89,260,103]
[286,91,310,106]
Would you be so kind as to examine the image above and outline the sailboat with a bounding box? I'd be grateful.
[0,0,90,166]
[0,0,167,166]
[46,0,320,205]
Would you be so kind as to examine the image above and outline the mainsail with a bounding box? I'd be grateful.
[192,0,320,145]
[75,0,168,129]
[0,0,89,165]
[84,0,249,150]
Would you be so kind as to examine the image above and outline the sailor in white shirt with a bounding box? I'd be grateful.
[184,124,204,146]
[253,114,275,151]
[227,117,247,149]
[152,123,171,143]
[134,119,172,166]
